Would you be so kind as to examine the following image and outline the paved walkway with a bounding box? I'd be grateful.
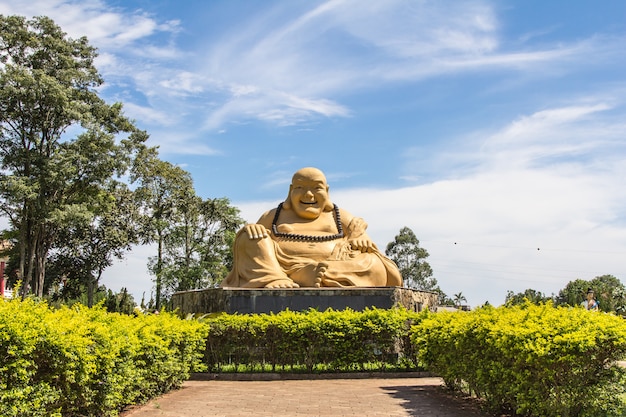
[120,376,491,417]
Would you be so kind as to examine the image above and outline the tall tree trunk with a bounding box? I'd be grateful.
[155,230,163,310]
[34,240,47,297]
[18,209,27,298]
[87,274,95,307]
[26,229,36,297]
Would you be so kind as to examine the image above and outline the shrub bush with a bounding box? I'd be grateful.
[6,297,622,417]
[204,307,426,372]
[0,297,208,417]
[412,303,626,416]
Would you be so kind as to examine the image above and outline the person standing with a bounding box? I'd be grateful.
[581,288,599,311]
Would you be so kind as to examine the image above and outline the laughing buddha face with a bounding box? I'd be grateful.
[286,167,333,220]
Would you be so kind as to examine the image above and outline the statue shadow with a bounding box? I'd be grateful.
[380,384,491,417]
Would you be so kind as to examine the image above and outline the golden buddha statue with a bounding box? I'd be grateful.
[220,167,402,288]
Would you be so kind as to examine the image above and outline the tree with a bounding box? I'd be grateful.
[155,196,243,301]
[385,226,437,291]
[104,287,136,315]
[199,197,242,283]
[131,156,195,310]
[49,182,140,306]
[589,275,626,314]
[133,154,244,306]
[556,275,626,313]
[0,15,146,297]
[434,288,454,306]
[505,288,552,307]
[453,292,467,307]
[555,278,589,308]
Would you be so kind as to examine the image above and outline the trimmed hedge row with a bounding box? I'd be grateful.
[0,297,208,417]
[203,308,425,372]
[412,303,626,417]
[4,298,624,416]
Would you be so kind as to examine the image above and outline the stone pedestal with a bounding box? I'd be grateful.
[171,287,438,315]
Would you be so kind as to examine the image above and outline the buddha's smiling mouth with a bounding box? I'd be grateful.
[300,201,317,205]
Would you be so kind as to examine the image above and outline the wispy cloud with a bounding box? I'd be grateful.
[189,1,624,132]
[196,1,502,120]
[6,0,624,143]
[2,0,179,48]
[481,103,620,168]
[401,96,626,181]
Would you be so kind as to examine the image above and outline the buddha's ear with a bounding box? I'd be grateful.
[323,186,333,211]
[283,185,293,210]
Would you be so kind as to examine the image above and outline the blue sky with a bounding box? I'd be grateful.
[2,0,625,307]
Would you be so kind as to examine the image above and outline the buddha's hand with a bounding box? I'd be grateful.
[243,224,269,239]
[349,237,377,253]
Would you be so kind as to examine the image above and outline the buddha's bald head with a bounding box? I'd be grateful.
[292,167,327,185]
[283,167,333,214]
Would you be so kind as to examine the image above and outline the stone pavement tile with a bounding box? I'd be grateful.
[121,377,491,417]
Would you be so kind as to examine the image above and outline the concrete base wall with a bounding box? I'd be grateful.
[171,287,438,315]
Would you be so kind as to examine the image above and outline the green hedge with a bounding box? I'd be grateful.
[5,298,623,417]
[412,303,626,417]
[203,308,425,372]
[0,297,208,417]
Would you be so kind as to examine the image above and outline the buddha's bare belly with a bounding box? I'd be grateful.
[274,239,338,261]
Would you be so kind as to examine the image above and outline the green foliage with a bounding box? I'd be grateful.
[204,308,427,373]
[154,196,244,301]
[50,181,142,306]
[131,157,243,309]
[385,226,436,291]
[453,292,467,307]
[0,297,208,417]
[412,303,626,416]
[132,157,195,310]
[0,15,148,298]
[557,275,626,314]
[47,283,109,309]
[103,287,136,315]
[433,287,455,306]
[505,288,553,306]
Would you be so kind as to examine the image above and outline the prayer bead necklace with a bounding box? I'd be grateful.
[271,202,344,242]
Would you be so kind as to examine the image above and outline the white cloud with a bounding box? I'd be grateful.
[202,91,349,130]
[158,72,207,95]
[402,98,626,182]
[334,166,624,307]
[328,0,499,57]
[480,103,621,169]
[2,0,179,48]
[7,0,623,135]
[122,102,177,126]
[192,1,625,131]
[146,130,221,156]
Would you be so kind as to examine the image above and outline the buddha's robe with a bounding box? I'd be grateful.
[221,216,402,288]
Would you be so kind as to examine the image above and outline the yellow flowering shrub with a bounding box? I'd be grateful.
[412,303,626,416]
[204,307,426,372]
[0,297,208,417]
